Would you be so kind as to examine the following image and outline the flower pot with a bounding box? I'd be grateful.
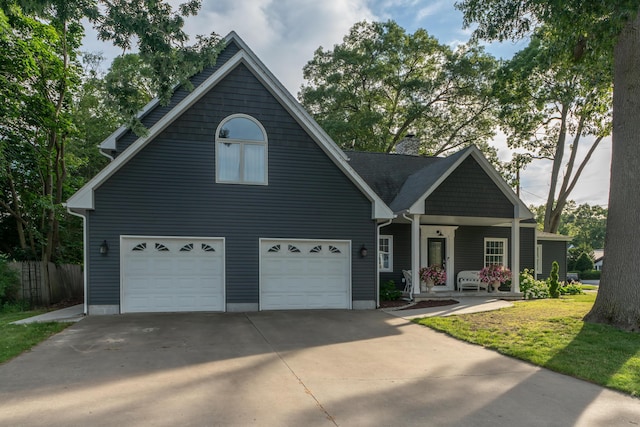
[491,280,500,292]
[421,279,435,293]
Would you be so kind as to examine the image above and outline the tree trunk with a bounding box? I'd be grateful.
[584,9,640,331]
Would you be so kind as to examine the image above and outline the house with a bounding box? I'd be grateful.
[593,249,604,271]
[67,32,549,315]
[535,231,572,281]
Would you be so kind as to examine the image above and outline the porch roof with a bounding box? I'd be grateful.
[348,145,533,220]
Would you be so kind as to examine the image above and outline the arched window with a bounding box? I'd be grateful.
[215,114,268,184]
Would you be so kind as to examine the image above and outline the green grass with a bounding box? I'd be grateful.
[580,284,598,291]
[0,308,71,364]
[416,293,640,396]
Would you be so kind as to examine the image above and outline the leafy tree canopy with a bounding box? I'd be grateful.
[299,20,499,157]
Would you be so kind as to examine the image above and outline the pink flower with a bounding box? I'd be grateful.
[479,264,512,284]
[419,265,447,285]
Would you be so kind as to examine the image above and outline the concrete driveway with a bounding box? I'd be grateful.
[1,310,639,427]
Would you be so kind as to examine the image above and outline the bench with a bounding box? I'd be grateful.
[457,270,486,292]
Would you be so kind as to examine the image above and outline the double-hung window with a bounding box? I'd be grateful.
[484,238,508,267]
[216,114,267,184]
[379,235,393,272]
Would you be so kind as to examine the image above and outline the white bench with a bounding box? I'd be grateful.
[457,270,486,292]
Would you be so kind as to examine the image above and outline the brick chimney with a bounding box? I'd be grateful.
[395,134,420,155]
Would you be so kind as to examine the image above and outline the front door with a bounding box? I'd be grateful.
[427,238,446,288]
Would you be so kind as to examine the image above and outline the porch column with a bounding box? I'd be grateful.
[412,214,420,296]
[511,208,520,292]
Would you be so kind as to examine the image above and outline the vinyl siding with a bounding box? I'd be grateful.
[376,224,535,291]
[379,224,412,290]
[454,226,535,279]
[114,42,241,154]
[425,157,514,218]
[87,61,376,307]
[538,240,568,281]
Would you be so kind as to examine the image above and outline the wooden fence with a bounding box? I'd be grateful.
[8,262,83,307]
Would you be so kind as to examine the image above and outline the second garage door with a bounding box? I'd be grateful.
[260,239,351,310]
[121,236,225,313]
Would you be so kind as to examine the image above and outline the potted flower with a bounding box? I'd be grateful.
[479,264,512,292]
[419,265,447,293]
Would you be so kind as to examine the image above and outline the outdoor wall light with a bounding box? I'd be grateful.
[360,244,368,258]
[100,240,109,255]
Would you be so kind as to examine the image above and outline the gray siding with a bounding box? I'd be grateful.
[87,61,376,307]
[115,42,242,154]
[379,224,411,289]
[454,226,535,281]
[538,240,568,281]
[424,157,514,218]
[377,224,535,291]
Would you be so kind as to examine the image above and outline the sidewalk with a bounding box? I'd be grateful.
[383,297,514,319]
[11,304,85,325]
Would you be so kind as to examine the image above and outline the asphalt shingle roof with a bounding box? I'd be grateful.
[346,146,474,213]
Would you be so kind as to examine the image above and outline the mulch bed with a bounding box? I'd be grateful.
[379,299,459,310]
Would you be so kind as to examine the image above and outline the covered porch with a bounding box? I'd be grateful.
[379,213,535,301]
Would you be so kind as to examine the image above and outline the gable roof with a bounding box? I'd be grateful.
[348,145,533,219]
[67,32,394,220]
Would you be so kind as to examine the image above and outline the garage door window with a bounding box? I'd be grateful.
[216,114,268,185]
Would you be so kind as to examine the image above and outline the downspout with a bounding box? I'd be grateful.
[376,219,393,308]
[66,205,88,315]
[98,148,114,161]
[402,213,419,299]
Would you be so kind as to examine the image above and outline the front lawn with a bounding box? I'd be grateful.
[0,309,71,364]
[416,293,640,396]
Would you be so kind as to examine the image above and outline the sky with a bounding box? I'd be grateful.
[81,0,612,208]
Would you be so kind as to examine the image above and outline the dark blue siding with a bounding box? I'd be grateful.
[87,61,376,307]
[425,157,514,218]
[379,224,412,290]
[454,226,535,280]
[115,42,241,154]
[538,240,568,281]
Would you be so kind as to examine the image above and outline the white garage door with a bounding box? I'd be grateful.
[121,237,225,313]
[260,239,351,310]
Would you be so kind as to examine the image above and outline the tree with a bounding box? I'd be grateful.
[0,0,221,271]
[558,203,607,251]
[495,33,611,233]
[574,252,594,273]
[299,20,499,156]
[456,0,640,330]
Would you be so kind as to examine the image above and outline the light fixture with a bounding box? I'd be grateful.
[360,244,368,258]
[100,240,109,255]
[436,230,443,236]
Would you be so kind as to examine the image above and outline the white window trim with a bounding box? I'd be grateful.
[215,113,268,185]
[379,235,393,272]
[536,244,543,275]
[484,237,508,267]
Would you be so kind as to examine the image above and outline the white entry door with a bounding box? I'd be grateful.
[121,236,225,313]
[260,239,351,310]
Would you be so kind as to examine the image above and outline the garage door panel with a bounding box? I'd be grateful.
[260,239,350,310]
[122,237,225,313]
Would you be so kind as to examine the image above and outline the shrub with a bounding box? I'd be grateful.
[579,270,601,280]
[548,261,560,298]
[559,283,585,295]
[380,280,402,301]
[519,268,550,300]
[0,256,20,305]
[575,252,594,272]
